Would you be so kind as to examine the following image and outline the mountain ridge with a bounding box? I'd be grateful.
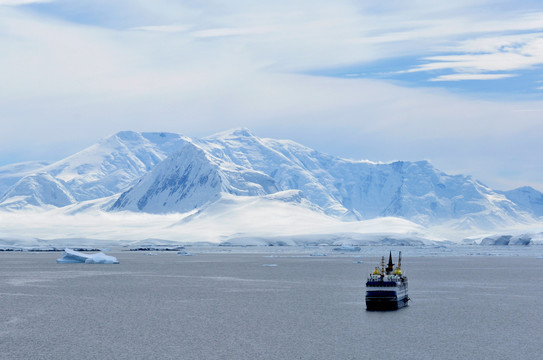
[1,128,541,232]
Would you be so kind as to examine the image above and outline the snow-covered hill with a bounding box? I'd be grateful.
[0,191,443,246]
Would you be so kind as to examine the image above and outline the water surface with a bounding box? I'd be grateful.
[1,252,541,359]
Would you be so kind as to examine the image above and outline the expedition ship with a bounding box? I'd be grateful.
[365,251,409,310]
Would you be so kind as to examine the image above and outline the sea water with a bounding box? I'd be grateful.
[1,251,542,359]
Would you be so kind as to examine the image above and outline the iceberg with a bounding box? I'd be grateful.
[56,248,119,264]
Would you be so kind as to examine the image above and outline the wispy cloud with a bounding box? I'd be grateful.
[407,34,543,79]
[131,25,189,33]
[430,74,516,81]
[192,26,275,38]
[0,0,52,5]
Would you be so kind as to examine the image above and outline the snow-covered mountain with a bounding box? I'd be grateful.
[0,128,538,232]
[498,186,543,218]
[0,171,75,208]
[111,141,279,213]
[111,129,532,229]
[0,161,51,197]
[0,132,189,210]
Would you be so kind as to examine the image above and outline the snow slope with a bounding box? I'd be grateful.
[166,192,441,245]
[111,141,279,213]
[0,192,442,246]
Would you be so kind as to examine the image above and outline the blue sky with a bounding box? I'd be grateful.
[1,0,543,191]
[310,57,543,100]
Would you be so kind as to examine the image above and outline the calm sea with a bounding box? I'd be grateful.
[1,251,542,359]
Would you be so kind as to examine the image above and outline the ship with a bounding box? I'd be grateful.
[365,251,409,310]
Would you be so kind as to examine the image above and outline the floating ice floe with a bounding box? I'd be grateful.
[333,245,361,252]
[177,251,192,256]
[56,248,119,264]
[262,264,277,267]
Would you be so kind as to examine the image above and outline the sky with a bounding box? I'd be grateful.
[1,0,542,191]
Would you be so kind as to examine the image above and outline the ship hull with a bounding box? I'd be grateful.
[365,294,409,311]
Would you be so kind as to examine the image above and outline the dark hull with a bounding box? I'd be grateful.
[365,295,409,311]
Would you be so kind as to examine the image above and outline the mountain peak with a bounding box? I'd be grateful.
[112,130,142,141]
[498,186,543,217]
[207,128,255,140]
[511,186,539,193]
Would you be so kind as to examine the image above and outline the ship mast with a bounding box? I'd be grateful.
[394,251,403,276]
[385,251,394,275]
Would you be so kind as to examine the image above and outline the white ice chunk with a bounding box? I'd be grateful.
[332,245,361,252]
[56,248,119,264]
